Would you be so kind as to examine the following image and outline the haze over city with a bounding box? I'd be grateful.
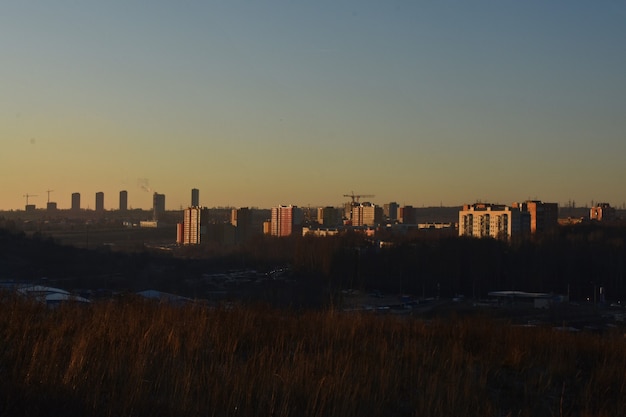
[2,2,625,211]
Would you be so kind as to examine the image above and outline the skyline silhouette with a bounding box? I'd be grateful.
[2,185,622,213]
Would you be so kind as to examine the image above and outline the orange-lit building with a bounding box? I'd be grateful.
[178,206,209,245]
[590,203,616,222]
[512,200,558,233]
[270,205,302,237]
[351,202,382,227]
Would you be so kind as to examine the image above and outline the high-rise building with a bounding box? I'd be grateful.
[270,205,302,237]
[351,202,382,226]
[512,201,558,233]
[191,188,200,207]
[343,202,354,223]
[590,203,616,222]
[384,202,398,222]
[231,207,252,243]
[47,202,57,212]
[153,192,165,221]
[95,192,104,212]
[119,190,128,211]
[459,203,522,240]
[398,205,417,225]
[71,193,81,212]
[179,206,209,245]
[318,206,341,227]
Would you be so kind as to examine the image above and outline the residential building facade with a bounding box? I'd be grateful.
[178,206,209,245]
[590,203,616,222]
[270,205,302,237]
[351,202,382,227]
[512,200,558,233]
[459,203,522,240]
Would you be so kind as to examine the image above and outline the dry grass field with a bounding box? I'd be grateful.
[1,293,625,417]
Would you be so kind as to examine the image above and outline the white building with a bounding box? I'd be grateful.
[302,227,341,237]
[351,202,382,227]
[459,204,521,240]
[178,207,208,245]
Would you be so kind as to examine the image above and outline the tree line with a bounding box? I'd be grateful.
[2,218,625,302]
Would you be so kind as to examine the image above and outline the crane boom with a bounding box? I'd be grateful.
[343,191,375,204]
[23,193,38,205]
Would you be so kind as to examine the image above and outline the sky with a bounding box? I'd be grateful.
[1,1,625,211]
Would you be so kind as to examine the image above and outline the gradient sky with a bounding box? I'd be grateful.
[2,1,625,211]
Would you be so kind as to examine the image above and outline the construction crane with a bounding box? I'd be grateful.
[46,189,54,203]
[343,191,375,204]
[23,193,38,205]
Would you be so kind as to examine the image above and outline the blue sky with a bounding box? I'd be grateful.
[1,1,625,210]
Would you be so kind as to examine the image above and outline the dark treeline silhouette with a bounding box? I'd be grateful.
[180,222,626,301]
[2,217,626,303]
[314,223,626,301]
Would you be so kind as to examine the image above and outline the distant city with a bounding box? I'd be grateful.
[3,188,623,248]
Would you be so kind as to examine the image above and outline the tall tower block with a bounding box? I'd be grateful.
[71,193,81,212]
[119,190,128,211]
[191,188,200,207]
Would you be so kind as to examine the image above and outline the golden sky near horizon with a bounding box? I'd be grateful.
[2,2,625,211]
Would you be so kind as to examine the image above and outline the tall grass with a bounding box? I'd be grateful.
[1,294,625,416]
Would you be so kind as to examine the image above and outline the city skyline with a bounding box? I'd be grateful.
[1,186,619,213]
[2,2,625,211]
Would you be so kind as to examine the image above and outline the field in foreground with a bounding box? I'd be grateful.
[1,295,625,417]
